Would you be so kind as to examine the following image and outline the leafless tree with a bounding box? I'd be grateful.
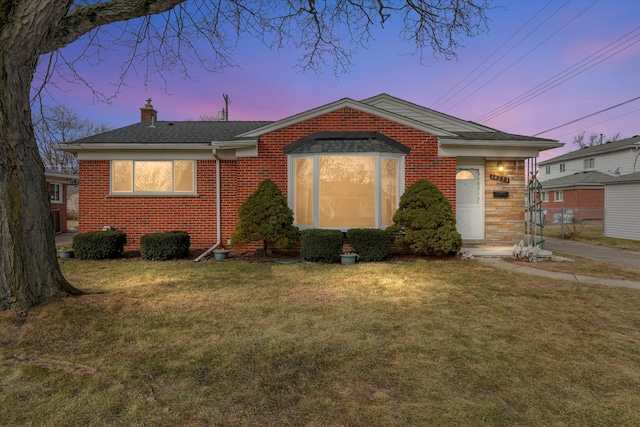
[572,131,622,148]
[1,0,491,313]
[33,105,110,175]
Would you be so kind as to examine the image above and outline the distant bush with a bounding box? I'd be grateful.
[140,231,190,260]
[346,228,390,262]
[386,179,462,256]
[300,229,344,263]
[73,231,127,260]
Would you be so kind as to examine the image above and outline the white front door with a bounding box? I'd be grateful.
[456,166,484,241]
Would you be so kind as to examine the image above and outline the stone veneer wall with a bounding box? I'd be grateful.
[484,159,527,245]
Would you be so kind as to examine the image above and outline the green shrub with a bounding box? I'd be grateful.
[386,179,462,256]
[231,179,299,254]
[346,228,390,262]
[140,231,190,260]
[72,231,127,260]
[300,229,344,263]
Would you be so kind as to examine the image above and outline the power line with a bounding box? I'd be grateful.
[533,95,640,136]
[429,0,555,110]
[476,25,640,123]
[444,0,598,114]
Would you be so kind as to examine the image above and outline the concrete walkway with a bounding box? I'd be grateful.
[478,257,640,290]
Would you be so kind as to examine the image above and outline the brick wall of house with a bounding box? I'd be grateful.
[78,107,458,250]
[78,160,219,249]
[541,187,604,221]
[484,159,527,244]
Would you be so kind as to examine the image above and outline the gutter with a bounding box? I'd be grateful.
[194,157,222,262]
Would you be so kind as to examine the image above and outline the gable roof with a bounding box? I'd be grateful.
[539,135,640,165]
[540,171,612,189]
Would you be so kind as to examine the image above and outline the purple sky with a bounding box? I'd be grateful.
[40,1,640,161]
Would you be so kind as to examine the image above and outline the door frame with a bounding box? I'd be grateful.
[455,163,485,242]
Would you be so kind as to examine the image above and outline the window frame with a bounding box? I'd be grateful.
[50,183,62,203]
[554,190,564,202]
[559,163,565,173]
[110,160,197,195]
[583,158,595,169]
[287,153,405,230]
[540,191,549,202]
[545,165,551,175]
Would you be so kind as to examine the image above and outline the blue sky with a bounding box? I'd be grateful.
[39,1,640,160]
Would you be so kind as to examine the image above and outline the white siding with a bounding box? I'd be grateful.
[604,183,640,241]
[540,149,635,182]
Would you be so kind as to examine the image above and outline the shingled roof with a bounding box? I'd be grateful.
[72,120,273,144]
[539,171,612,189]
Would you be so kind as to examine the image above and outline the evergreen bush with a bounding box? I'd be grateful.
[140,231,190,260]
[346,228,390,262]
[300,229,344,263]
[231,179,299,254]
[72,231,127,260]
[386,179,462,256]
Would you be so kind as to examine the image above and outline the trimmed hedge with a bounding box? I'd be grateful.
[301,229,344,263]
[346,228,390,262]
[72,231,127,260]
[140,231,190,260]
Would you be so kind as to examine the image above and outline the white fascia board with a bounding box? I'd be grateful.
[439,139,562,158]
[45,172,78,182]
[235,98,457,138]
[211,140,259,159]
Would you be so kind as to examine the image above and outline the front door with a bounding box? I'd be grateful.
[456,166,484,241]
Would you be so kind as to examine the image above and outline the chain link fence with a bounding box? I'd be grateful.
[540,207,604,239]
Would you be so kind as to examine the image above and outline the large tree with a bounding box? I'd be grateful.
[0,0,490,313]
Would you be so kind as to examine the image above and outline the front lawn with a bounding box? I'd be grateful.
[2,259,640,426]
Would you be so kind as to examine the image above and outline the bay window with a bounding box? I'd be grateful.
[290,154,403,229]
[111,160,195,194]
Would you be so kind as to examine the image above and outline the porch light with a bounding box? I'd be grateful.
[498,161,504,172]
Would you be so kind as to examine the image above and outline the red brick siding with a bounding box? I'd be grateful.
[78,160,218,249]
[78,108,457,250]
[541,188,604,221]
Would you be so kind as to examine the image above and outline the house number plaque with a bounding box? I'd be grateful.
[489,174,510,183]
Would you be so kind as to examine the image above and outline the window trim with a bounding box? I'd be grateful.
[583,158,595,169]
[545,165,551,174]
[110,160,197,195]
[554,190,563,202]
[287,153,405,230]
[540,191,549,202]
[559,163,565,173]
[50,183,63,203]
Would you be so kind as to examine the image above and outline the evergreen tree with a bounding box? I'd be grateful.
[387,179,462,256]
[231,179,299,254]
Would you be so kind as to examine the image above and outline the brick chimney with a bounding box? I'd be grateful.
[140,98,157,122]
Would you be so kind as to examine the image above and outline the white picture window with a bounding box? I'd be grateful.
[50,183,62,203]
[111,160,195,194]
[290,154,402,229]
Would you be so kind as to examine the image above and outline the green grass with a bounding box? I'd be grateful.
[2,258,640,426]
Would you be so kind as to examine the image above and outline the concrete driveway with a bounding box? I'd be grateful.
[542,237,640,272]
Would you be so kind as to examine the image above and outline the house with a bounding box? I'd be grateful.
[601,172,640,241]
[538,135,640,224]
[45,168,77,234]
[59,94,560,251]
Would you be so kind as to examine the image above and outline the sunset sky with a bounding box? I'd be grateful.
[39,1,640,161]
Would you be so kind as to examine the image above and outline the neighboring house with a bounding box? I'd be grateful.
[59,94,560,250]
[45,169,77,234]
[601,172,640,241]
[538,135,640,223]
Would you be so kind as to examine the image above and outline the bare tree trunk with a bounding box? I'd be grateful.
[0,0,81,314]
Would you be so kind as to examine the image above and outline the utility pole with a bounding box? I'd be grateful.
[222,93,230,121]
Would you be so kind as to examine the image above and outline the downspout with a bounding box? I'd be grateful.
[194,157,222,262]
